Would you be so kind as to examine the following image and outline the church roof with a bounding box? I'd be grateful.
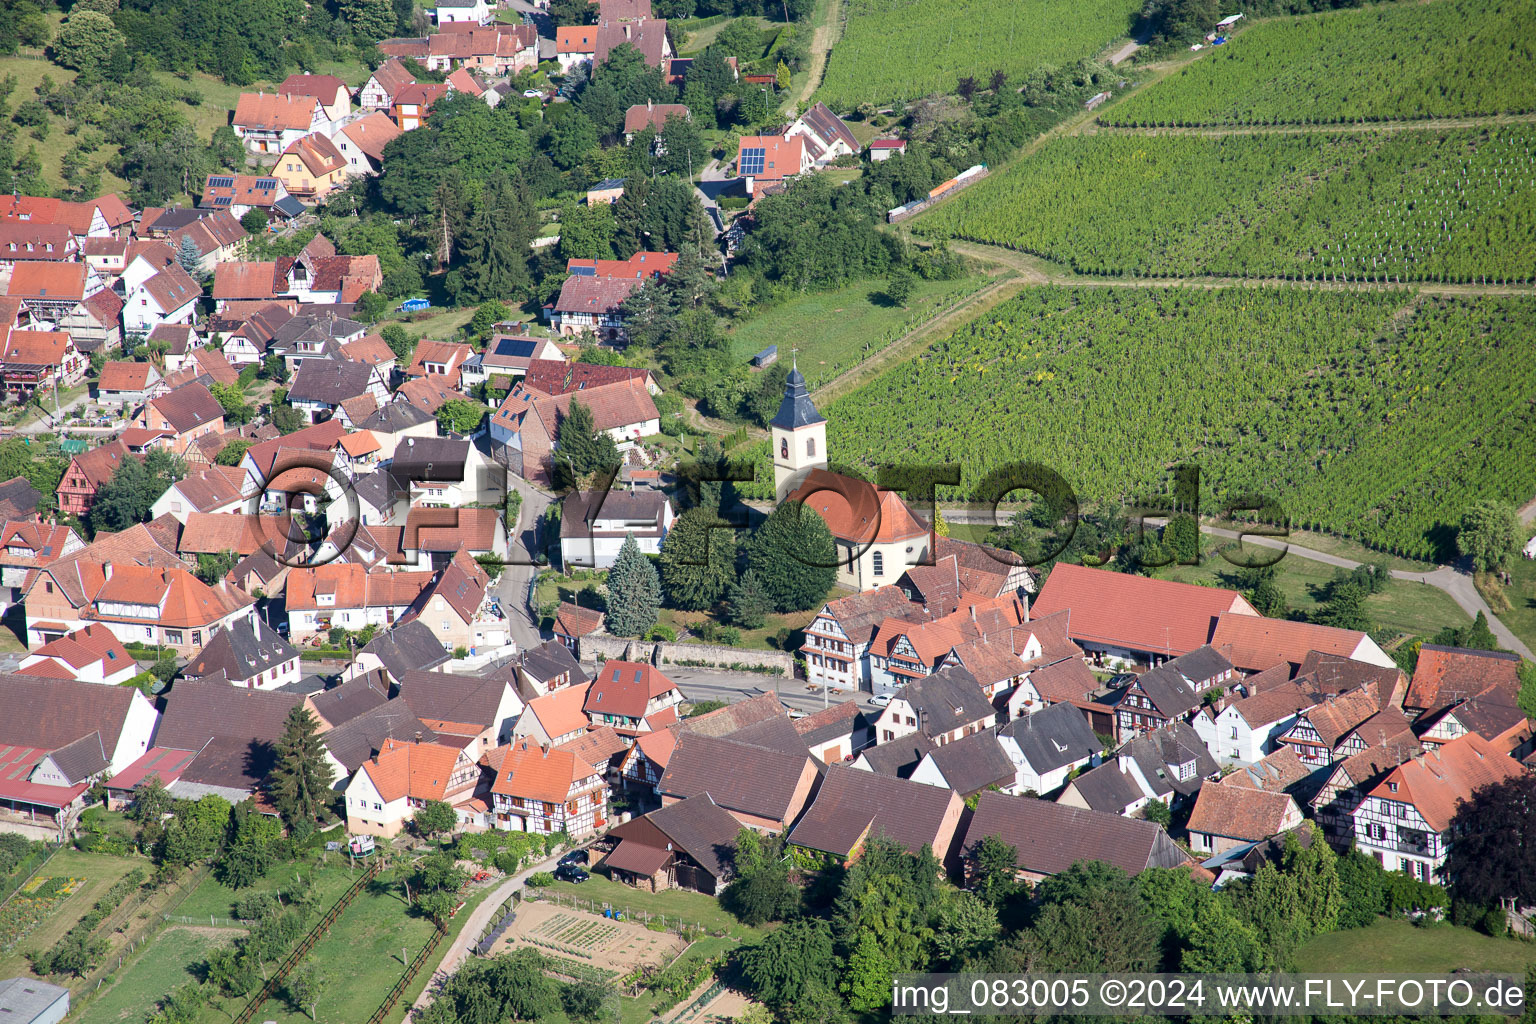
[769,365,824,430]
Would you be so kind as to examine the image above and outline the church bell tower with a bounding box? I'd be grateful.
[769,358,827,503]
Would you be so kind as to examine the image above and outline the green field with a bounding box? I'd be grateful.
[725,271,999,388]
[1160,545,1470,640]
[916,126,1536,283]
[542,874,764,941]
[824,287,1536,559]
[171,856,358,923]
[815,0,1137,109]
[253,870,444,1024]
[1101,0,1536,127]
[1296,918,1536,973]
[75,925,235,1024]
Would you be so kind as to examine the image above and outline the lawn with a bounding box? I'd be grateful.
[540,874,761,941]
[1159,544,1470,642]
[1296,918,1536,974]
[724,271,999,389]
[74,925,236,1024]
[252,868,443,1024]
[171,855,359,924]
[675,15,785,55]
[1494,540,1536,655]
[0,850,141,979]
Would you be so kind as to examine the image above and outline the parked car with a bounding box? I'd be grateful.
[869,693,894,708]
[523,89,543,98]
[559,849,589,866]
[554,863,589,883]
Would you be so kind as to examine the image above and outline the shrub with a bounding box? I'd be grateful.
[527,871,556,887]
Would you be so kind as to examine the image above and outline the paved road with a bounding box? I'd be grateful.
[492,473,554,654]
[1200,526,1533,661]
[409,847,568,1018]
[1107,41,1140,65]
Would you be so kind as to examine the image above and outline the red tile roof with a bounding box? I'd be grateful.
[279,74,348,104]
[489,738,600,801]
[1030,562,1255,658]
[97,362,156,392]
[1209,612,1373,673]
[338,112,403,163]
[623,102,689,134]
[7,261,89,302]
[1187,784,1300,841]
[1367,732,1525,831]
[1406,644,1521,713]
[234,92,320,131]
[585,660,678,718]
[786,469,929,545]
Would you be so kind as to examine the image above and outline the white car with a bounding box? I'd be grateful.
[869,693,894,708]
[523,89,543,99]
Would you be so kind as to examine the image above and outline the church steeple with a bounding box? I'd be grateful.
[770,358,827,503]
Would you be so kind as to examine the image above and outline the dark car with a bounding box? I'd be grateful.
[554,863,589,883]
[559,849,589,866]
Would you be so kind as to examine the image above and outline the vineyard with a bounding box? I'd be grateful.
[816,0,1138,109]
[1100,0,1536,127]
[822,286,1536,559]
[915,126,1536,282]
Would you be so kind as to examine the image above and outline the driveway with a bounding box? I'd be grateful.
[492,473,553,653]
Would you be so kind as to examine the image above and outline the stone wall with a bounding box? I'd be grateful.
[579,634,793,676]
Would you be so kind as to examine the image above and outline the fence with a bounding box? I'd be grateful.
[162,914,261,928]
[524,889,715,939]
[475,891,522,954]
[77,862,214,1005]
[365,920,448,1024]
[669,979,726,1024]
[0,840,60,907]
[231,856,383,1024]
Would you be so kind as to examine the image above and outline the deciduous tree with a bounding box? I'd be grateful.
[1458,500,1521,572]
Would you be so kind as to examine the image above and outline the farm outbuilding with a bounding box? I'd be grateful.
[751,345,778,368]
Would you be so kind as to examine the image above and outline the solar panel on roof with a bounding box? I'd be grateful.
[212,197,232,207]
[740,146,766,176]
[255,179,278,190]
[208,176,235,188]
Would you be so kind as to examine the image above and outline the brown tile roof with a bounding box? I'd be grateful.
[154,678,305,784]
[1187,784,1300,842]
[0,221,75,258]
[1027,655,1099,704]
[1292,684,1388,748]
[554,601,604,638]
[1211,613,1374,673]
[397,670,514,733]
[149,382,223,434]
[964,789,1188,877]
[406,338,471,379]
[790,762,960,858]
[139,264,202,312]
[339,333,395,365]
[813,585,923,646]
[489,738,600,802]
[1031,562,1254,658]
[284,133,347,178]
[554,724,627,769]
[0,520,78,568]
[213,261,282,301]
[1366,732,1524,831]
[234,91,319,131]
[1222,746,1313,793]
[176,512,291,557]
[322,698,438,772]
[493,376,658,438]
[402,507,503,553]
[66,440,135,490]
[1229,680,1315,727]
[0,674,140,756]
[624,102,689,134]
[585,659,678,719]
[1406,644,1521,713]
[657,732,817,823]
[396,377,463,415]
[2,329,72,368]
[367,58,416,100]
[796,102,860,154]
[279,74,348,103]
[551,273,644,317]
[595,18,669,66]
[520,358,650,396]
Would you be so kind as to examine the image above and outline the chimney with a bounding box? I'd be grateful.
[1117,753,1131,773]
[103,561,113,581]
[647,98,652,111]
